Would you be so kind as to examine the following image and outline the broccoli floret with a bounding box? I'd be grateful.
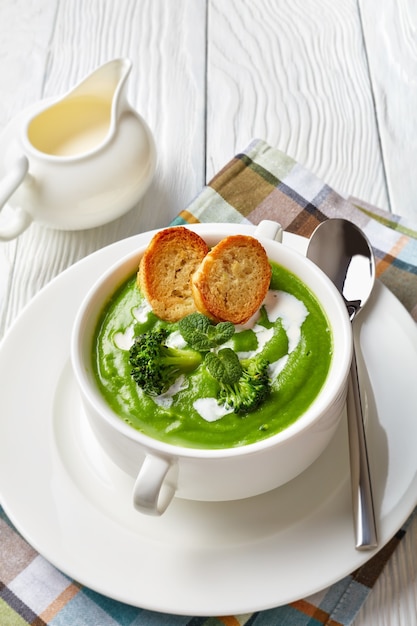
[129,328,203,396]
[205,348,271,415]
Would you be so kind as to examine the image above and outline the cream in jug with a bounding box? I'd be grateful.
[28,97,112,157]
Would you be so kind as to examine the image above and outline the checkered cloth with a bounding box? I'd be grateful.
[1,138,417,625]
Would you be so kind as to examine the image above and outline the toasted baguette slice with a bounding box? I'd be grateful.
[191,234,271,324]
[138,227,209,322]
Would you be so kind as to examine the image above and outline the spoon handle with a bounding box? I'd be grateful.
[347,348,378,550]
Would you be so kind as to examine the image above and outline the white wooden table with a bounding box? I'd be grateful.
[0,1,416,624]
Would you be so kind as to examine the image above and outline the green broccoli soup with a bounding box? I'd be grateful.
[92,261,332,449]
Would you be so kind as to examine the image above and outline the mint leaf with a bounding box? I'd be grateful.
[178,313,235,351]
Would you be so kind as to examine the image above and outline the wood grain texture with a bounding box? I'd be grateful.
[206,0,389,211]
[0,0,57,334]
[360,0,417,218]
[0,0,57,127]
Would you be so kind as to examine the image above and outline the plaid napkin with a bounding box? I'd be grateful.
[1,138,417,625]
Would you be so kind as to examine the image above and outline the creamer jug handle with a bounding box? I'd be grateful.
[0,156,32,241]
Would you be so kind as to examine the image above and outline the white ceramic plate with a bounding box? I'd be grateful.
[1,224,417,616]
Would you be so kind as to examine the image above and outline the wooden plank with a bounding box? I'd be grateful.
[206,0,389,211]
[0,0,57,334]
[0,0,57,128]
[359,0,417,218]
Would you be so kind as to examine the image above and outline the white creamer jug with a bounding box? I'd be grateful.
[0,58,156,240]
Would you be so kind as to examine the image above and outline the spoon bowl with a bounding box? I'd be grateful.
[307,218,378,550]
[306,218,375,319]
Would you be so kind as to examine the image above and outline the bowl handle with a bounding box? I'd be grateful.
[132,453,177,515]
[254,220,283,242]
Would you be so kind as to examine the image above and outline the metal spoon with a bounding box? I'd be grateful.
[307,218,378,550]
